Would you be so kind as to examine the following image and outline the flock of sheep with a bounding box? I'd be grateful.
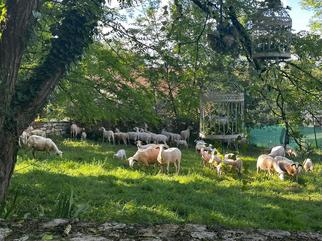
[18,123,314,180]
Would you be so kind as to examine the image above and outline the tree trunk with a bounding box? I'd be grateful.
[0,129,18,201]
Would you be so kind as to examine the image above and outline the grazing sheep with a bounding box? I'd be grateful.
[114,149,127,160]
[114,128,128,145]
[153,134,168,145]
[224,153,237,160]
[70,124,84,139]
[134,127,151,144]
[30,129,46,137]
[220,156,243,174]
[195,140,207,153]
[19,131,30,147]
[274,156,303,181]
[27,135,62,158]
[180,126,192,142]
[256,154,278,175]
[136,140,159,150]
[128,146,160,167]
[81,131,87,141]
[303,158,313,172]
[269,145,297,158]
[157,145,181,174]
[99,127,114,144]
[127,131,138,144]
[175,139,188,149]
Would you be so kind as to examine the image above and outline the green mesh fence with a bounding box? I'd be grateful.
[249,125,322,149]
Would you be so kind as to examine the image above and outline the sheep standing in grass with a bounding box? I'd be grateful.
[219,156,243,175]
[99,127,114,144]
[303,158,313,172]
[180,126,192,142]
[30,129,46,137]
[70,124,84,139]
[115,128,129,145]
[175,139,188,149]
[114,149,127,160]
[269,145,297,158]
[274,156,303,181]
[157,145,181,174]
[128,146,160,167]
[195,140,207,153]
[256,154,278,175]
[136,140,159,150]
[27,135,63,158]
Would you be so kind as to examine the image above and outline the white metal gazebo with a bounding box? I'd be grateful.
[200,90,245,144]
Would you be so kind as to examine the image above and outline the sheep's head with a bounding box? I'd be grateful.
[128,157,136,167]
[57,151,63,158]
[286,148,297,158]
[286,162,303,176]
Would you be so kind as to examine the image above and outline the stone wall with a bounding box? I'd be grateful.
[32,121,70,136]
[1,220,322,241]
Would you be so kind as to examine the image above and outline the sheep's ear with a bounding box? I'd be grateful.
[291,163,296,167]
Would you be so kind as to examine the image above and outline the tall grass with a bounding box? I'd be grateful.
[5,139,322,231]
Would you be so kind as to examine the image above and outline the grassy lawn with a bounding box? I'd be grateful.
[5,139,322,231]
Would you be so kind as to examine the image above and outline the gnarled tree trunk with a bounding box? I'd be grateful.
[0,0,104,201]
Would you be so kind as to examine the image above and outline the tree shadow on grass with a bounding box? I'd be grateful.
[9,167,322,231]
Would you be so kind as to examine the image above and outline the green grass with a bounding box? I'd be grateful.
[6,139,322,231]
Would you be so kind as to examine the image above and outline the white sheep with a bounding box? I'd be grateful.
[218,156,243,175]
[274,156,303,181]
[303,158,313,172]
[99,127,115,144]
[152,134,168,145]
[127,131,138,144]
[114,149,127,160]
[180,126,192,142]
[136,140,159,150]
[19,131,30,147]
[195,140,207,153]
[30,129,46,137]
[269,145,297,158]
[135,128,151,144]
[115,128,129,145]
[175,139,188,149]
[81,131,87,140]
[27,135,63,158]
[157,145,181,174]
[128,146,160,167]
[70,123,84,139]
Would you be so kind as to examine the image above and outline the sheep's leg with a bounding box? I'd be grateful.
[32,149,36,159]
[167,162,170,174]
[177,160,181,174]
[173,161,178,174]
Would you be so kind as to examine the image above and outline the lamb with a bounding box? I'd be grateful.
[175,139,188,149]
[218,156,243,175]
[180,126,192,142]
[303,158,313,172]
[157,144,181,174]
[27,135,63,158]
[274,156,303,181]
[70,123,84,139]
[128,146,160,167]
[114,149,127,160]
[81,131,87,141]
[99,127,115,144]
[114,128,128,145]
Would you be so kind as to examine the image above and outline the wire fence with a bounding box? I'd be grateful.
[249,125,322,149]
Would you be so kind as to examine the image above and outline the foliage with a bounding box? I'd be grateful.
[10,139,322,230]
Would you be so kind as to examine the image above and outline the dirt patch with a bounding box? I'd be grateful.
[1,219,322,241]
